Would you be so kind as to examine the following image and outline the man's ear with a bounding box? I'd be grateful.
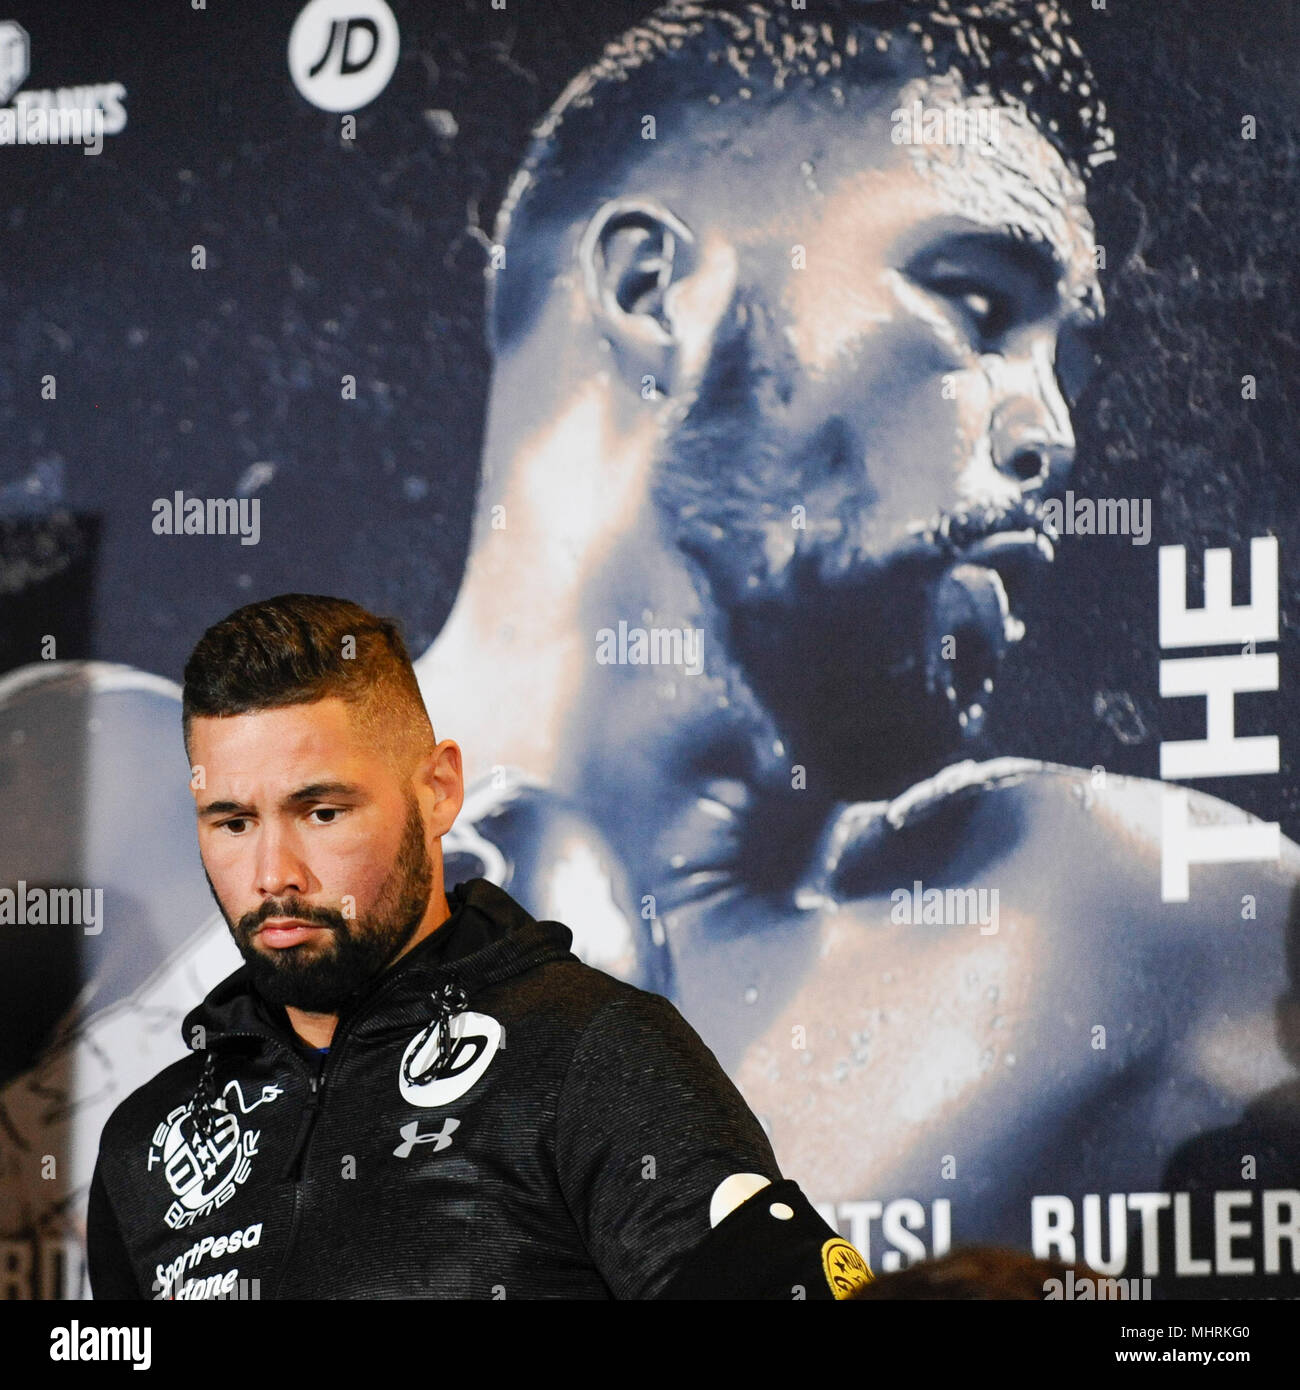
[578,197,696,394]
[422,738,464,836]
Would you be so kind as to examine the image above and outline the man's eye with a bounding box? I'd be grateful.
[221,818,249,835]
[949,283,1011,340]
[922,273,1013,342]
[309,807,343,825]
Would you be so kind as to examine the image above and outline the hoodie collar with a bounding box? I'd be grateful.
[182,878,577,1054]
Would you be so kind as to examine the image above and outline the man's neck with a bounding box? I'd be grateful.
[416,381,674,788]
[283,886,454,1049]
[284,1007,338,1051]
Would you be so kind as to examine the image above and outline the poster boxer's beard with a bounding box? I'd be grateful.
[727,552,979,799]
[669,500,975,796]
[209,799,435,1012]
[659,350,983,798]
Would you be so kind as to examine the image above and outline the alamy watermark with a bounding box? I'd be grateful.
[891,100,1000,148]
[1043,1269,1152,1300]
[152,491,260,545]
[0,103,103,154]
[595,620,704,676]
[890,879,999,935]
[1040,491,1152,547]
[1,882,102,934]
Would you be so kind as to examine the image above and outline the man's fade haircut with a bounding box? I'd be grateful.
[182,594,435,772]
[488,0,1116,352]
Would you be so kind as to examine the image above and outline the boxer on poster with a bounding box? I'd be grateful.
[414,0,1300,1280]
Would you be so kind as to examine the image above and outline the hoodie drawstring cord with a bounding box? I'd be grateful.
[190,1050,220,1139]
[402,977,469,1087]
[190,974,470,1121]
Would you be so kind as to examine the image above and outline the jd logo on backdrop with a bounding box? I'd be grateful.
[288,0,399,112]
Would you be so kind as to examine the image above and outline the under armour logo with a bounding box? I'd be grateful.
[393,1118,460,1159]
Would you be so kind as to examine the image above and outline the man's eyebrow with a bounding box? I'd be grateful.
[196,782,365,818]
[920,227,1067,296]
[197,798,252,819]
[283,781,365,805]
[909,225,1103,326]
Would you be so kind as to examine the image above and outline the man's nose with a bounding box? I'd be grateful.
[987,341,1076,491]
[254,830,309,899]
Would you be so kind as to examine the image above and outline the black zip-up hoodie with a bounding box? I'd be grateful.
[86,878,792,1299]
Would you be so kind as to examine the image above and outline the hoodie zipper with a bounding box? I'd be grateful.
[266,972,471,1295]
[282,1049,327,1183]
[272,1020,359,1299]
[195,1026,345,1300]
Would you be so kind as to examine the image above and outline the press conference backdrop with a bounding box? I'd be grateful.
[1,0,1299,1299]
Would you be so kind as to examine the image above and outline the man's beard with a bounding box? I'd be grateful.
[207,798,435,1013]
[655,300,1019,800]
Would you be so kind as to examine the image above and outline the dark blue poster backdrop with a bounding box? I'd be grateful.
[1,0,1298,1300]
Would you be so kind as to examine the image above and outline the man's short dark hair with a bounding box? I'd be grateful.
[846,1245,1098,1299]
[489,0,1116,351]
[182,594,434,769]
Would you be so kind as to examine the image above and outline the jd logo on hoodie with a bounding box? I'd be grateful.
[398,1011,503,1108]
